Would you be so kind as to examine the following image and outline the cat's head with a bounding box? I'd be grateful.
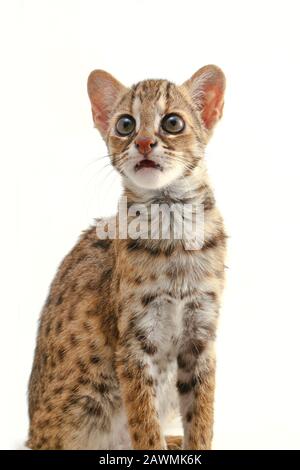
[87,65,225,190]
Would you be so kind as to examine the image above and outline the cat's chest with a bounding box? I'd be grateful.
[130,253,206,346]
[153,251,205,297]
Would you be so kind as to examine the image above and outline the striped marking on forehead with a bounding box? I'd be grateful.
[131,80,174,128]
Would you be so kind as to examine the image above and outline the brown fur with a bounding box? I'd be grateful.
[27,65,226,450]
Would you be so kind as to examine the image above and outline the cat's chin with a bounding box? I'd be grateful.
[125,166,183,190]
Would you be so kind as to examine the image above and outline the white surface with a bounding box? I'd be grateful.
[1,0,300,449]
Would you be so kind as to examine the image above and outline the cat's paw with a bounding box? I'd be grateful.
[165,435,183,450]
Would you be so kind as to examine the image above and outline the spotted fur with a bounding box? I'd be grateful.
[27,65,226,450]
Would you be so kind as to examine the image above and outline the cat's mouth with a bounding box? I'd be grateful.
[134,159,162,172]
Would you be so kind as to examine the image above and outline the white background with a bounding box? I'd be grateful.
[1,0,300,449]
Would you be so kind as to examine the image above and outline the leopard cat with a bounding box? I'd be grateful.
[27,65,227,450]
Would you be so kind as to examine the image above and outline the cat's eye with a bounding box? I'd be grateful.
[115,115,136,136]
[161,114,185,134]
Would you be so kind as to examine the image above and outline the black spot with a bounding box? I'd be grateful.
[141,293,157,306]
[135,330,157,355]
[42,353,48,366]
[89,342,98,352]
[61,403,71,413]
[77,359,88,373]
[82,397,103,417]
[190,339,205,356]
[101,268,113,283]
[205,291,217,301]
[50,358,57,369]
[92,382,109,394]
[202,232,226,251]
[46,404,53,413]
[90,355,101,364]
[186,300,203,311]
[36,436,47,448]
[68,393,80,407]
[149,437,154,446]
[176,377,198,394]
[177,381,191,394]
[56,294,64,306]
[164,244,175,256]
[141,342,157,356]
[145,376,154,386]
[57,347,66,362]
[122,369,134,379]
[53,386,63,395]
[203,195,215,211]
[92,239,111,249]
[177,354,187,369]
[70,334,79,347]
[127,239,161,256]
[147,245,161,256]
[83,321,92,331]
[70,383,79,394]
[129,417,141,427]
[45,322,51,336]
[78,377,89,386]
[127,239,142,252]
[56,320,63,334]
[71,282,77,292]
[186,411,193,422]
[133,432,139,442]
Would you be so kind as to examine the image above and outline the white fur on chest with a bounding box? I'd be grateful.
[138,295,185,357]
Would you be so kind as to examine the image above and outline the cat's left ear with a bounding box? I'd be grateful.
[87,70,128,137]
[181,65,226,132]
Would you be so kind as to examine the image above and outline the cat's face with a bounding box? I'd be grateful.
[88,66,225,190]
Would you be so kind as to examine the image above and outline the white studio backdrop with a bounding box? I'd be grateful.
[0,0,300,449]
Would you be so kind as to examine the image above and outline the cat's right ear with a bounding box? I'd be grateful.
[87,70,127,137]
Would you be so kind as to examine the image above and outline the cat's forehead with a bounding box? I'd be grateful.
[133,79,173,103]
[116,79,186,116]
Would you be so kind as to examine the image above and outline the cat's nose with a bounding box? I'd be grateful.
[135,137,157,156]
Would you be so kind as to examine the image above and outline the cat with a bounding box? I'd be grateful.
[27,65,227,450]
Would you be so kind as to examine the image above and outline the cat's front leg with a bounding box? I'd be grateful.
[177,292,219,450]
[116,311,166,450]
[177,344,216,450]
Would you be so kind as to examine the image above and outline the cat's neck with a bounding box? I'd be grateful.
[122,165,211,207]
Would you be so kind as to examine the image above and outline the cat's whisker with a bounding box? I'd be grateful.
[83,153,115,170]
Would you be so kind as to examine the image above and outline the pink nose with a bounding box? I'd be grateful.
[135,137,157,156]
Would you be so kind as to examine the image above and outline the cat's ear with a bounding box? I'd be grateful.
[181,65,226,132]
[87,70,127,136]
